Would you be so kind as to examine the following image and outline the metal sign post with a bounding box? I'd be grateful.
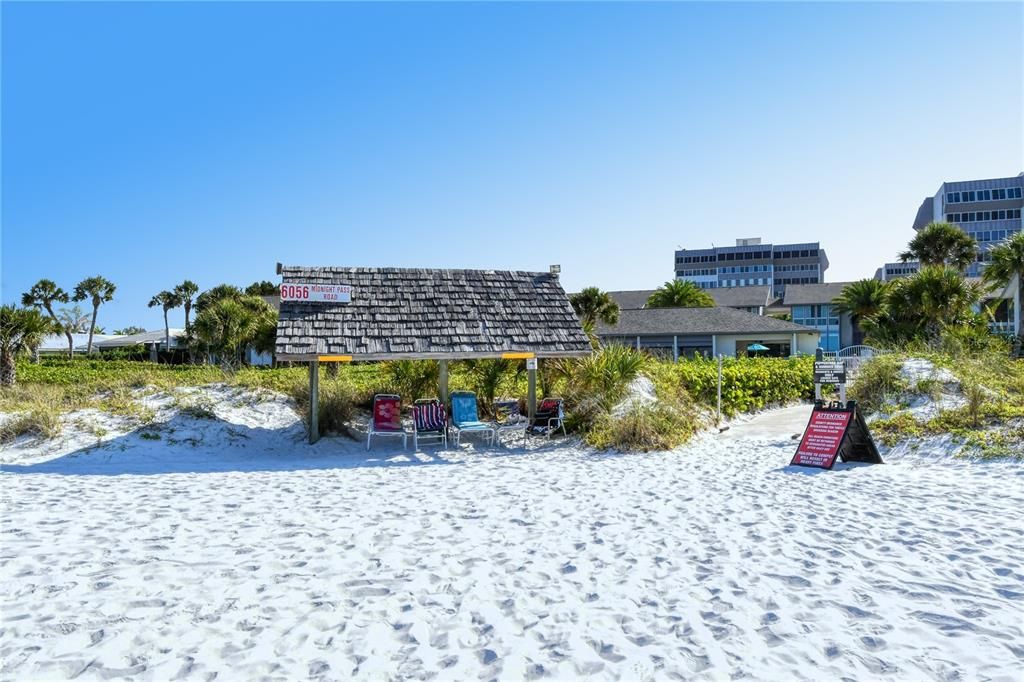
[717,354,723,424]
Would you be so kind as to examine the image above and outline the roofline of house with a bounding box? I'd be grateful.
[277,350,591,362]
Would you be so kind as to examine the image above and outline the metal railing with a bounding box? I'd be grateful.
[820,345,888,374]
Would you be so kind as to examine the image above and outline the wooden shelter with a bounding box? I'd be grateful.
[274,265,591,442]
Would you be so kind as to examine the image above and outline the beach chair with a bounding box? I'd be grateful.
[449,391,497,446]
[494,399,528,445]
[529,397,566,437]
[412,398,448,450]
[367,394,407,450]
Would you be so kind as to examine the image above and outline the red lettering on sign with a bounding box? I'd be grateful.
[791,409,852,469]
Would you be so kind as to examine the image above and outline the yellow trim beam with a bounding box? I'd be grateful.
[318,355,353,362]
[501,352,536,360]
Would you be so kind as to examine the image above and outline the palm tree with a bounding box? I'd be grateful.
[72,275,116,354]
[114,326,146,336]
[193,295,276,367]
[569,287,620,327]
[983,231,1024,337]
[195,284,243,315]
[646,280,715,308]
[148,290,183,355]
[174,280,200,335]
[863,266,983,344]
[832,279,889,342]
[21,279,71,358]
[1,305,54,386]
[899,221,978,271]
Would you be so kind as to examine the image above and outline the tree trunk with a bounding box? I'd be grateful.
[88,304,99,354]
[163,308,170,362]
[184,302,195,364]
[1016,273,1022,339]
[66,330,74,359]
[0,349,16,386]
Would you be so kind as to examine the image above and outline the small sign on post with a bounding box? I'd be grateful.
[526,358,538,370]
[814,361,846,385]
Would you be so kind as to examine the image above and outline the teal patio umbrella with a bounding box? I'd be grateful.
[747,343,770,353]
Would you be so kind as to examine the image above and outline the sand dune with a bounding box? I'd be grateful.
[2,393,1022,680]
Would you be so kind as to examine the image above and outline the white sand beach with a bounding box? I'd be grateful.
[2,389,1023,680]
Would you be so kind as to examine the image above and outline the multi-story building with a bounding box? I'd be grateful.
[912,172,1023,277]
[874,261,920,281]
[780,283,860,352]
[674,238,829,298]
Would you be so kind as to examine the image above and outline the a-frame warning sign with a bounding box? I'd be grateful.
[790,400,882,470]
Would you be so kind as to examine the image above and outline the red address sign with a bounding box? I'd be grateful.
[280,283,352,303]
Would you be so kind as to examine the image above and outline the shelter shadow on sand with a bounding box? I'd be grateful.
[1,412,463,477]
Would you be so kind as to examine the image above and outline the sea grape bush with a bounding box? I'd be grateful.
[668,355,816,417]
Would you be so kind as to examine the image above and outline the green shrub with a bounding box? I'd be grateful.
[549,345,649,431]
[462,359,524,415]
[0,409,62,443]
[871,412,925,446]
[378,360,440,402]
[669,355,814,417]
[585,401,698,452]
[849,355,906,414]
[293,375,358,435]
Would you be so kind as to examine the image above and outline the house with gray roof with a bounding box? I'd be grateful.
[596,306,820,359]
[606,285,773,315]
[38,333,121,356]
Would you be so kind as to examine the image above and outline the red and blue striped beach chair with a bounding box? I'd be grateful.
[412,398,448,450]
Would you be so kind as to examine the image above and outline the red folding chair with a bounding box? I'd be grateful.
[367,394,407,450]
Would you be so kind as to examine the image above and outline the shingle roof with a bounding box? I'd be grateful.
[39,333,120,352]
[275,266,591,360]
[606,290,656,310]
[606,286,771,310]
[782,282,854,306]
[596,307,818,337]
[708,286,772,308]
[94,329,186,348]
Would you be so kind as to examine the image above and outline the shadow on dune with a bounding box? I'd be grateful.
[0,412,464,477]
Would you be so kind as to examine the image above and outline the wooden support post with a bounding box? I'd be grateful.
[439,360,449,406]
[673,335,679,362]
[309,359,320,444]
[527,364,537,420]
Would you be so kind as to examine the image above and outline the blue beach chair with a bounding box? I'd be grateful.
[449,391,496,446]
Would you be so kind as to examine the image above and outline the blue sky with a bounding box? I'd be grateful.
[2,1,1022,331]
